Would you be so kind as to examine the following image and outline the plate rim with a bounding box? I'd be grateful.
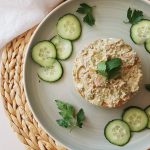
[23,0,150,149]
[23,0,74,149]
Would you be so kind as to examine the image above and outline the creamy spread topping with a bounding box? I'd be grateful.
[73,39,142,108]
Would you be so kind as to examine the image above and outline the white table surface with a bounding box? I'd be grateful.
[0,51,24,150]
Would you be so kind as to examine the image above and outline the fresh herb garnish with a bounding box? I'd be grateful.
[145,84,150,92]
[97,58,122,79]
[76,108,85,128]
[76,3,95,26]
[124,7,143,24]
[97,61,108,77]
[55,100,85,130]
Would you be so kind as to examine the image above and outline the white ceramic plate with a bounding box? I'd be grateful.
[24,0,150,149]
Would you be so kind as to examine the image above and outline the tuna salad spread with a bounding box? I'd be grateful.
[73,38,143,108]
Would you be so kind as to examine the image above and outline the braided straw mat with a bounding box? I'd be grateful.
[0,27,67,150]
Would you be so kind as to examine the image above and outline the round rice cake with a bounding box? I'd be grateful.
[72,38,143,108]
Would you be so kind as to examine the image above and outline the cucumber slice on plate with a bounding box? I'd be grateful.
[145,105,150,128]
[32,41,56,67]
[122,106,148,132]
[51,35,73,60]
[144,39,150,53]
[38,59,63,82]
[104,119,131,146]
[57,14,82,41]
[130,20,150,44]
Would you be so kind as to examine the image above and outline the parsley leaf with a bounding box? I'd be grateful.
[55,100,85,130]
[76,109,85,128]
[97,58,122,79]
[77,3,95,26]
[56,119,69,128]
[55,100,73,111]
[124,7,143,24]
[145,84,150,92]
[83,13,95,26]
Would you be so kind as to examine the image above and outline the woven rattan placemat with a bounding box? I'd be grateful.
[0,27,67,150]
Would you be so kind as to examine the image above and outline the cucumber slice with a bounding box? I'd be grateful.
[51,35,73,60]
[57,14,82,41]
[104,119,131,146]
[130,20,150,44]
[122,106,148,132]
[144,38,150,53]
[38,59,63,82]
[32,41,56,67]
[145,105,150,128]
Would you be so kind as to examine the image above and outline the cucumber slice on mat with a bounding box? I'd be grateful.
[51,35,73,60]
[57,14,82,40]
[144,39,150,53]
[104,119,131,146]
[130,20,150,44]
[145,105,150,128]
[32,41,56,67]
[38,59,63,82]
[122,106,148,132]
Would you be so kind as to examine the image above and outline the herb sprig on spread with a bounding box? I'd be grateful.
[97,58,122,79]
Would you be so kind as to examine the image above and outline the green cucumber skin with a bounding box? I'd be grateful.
[104,119,131,146]
[130,26,138,44]
[144,41,150,54]
[38,61,63,83]
[31,40,56,66]
[57,13,82,41]
[130,19,150,45]
[50,36,73,60]
[122,106,148,132]
[144,105,150,129]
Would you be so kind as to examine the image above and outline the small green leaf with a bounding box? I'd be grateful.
[108,68,120,79]
[77,7,86,14]
[55,100,85,130]
[97,61,108,78]
[77,3,95,26]
[124,7,143,24]
[77,3,92,14]
[106,58,122,71]
[83,13,95,26]
[55,100,67,110]
[55,100,75,120]
[145,84,150,91]
[55,100,74,112]
[107,58,122,79]
[56,119,69,128]
[59,111,71,120]
[97,58,122,79]
[127,8,132,21]
[76,109,85,128]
